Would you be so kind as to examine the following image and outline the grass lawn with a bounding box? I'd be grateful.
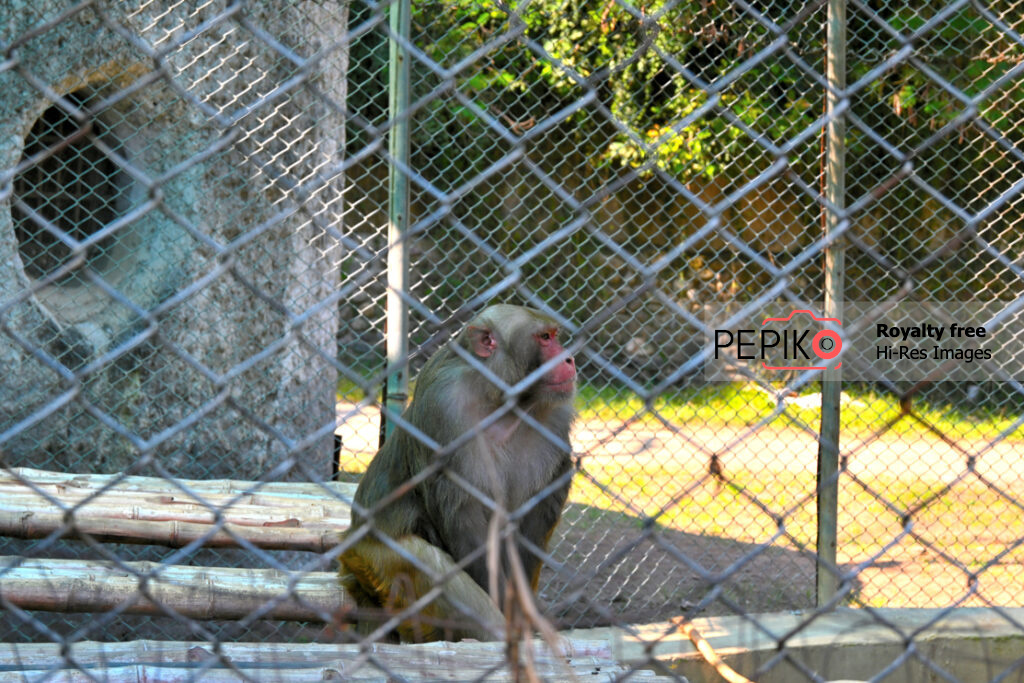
[338,379,1024,612]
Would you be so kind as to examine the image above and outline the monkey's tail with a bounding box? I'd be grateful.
[671,615,753,683]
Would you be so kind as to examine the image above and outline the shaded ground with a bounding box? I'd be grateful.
[336,402,1024,628]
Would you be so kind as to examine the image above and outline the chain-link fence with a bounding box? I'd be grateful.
[2,0,1023,680]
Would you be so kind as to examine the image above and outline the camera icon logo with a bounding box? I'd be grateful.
[760,309,842,371]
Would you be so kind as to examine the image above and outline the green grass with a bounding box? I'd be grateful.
[575,382,1024,442]
[338,379,372,403]
[569,450,1024,609]
[338,375,1024,608]
[571,451,1024,558]
[340,377,1024,442]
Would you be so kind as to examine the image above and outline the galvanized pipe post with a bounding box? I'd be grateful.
[383,0,412,442]
[817,0,847,606]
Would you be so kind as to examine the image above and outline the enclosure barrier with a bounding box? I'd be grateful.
[3,0,1024,681]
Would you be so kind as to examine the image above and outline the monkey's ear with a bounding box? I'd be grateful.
[467,326,497,358]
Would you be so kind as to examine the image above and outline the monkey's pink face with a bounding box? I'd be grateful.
[536,328,576,395]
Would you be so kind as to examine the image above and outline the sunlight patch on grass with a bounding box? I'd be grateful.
[576,382,1024,442]
[570,454,1024,576]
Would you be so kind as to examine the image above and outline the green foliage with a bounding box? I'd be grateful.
[854,4,1023,134]
[345,0,1024,306]
[348,0,1020,181]
[343,0,825,183]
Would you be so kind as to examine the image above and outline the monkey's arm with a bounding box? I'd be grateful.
[340,534,505,642]
[516,460,572,590]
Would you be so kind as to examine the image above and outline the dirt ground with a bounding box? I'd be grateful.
[336,402,1024,629]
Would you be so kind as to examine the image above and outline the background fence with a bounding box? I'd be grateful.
[2,0,1023,680]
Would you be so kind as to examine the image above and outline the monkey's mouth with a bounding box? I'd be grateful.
[543,379,576,393]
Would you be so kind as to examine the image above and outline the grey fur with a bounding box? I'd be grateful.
[341,304,576,640]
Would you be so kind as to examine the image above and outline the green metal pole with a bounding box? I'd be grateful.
[817,0,846,606]
[383,0,412,442]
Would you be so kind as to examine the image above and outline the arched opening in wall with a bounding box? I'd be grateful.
[12,89,132,284]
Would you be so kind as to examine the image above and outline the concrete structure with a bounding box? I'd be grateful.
[569,607,1024,683]
[0,2,347,479]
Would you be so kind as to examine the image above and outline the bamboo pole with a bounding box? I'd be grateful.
[0,556,347,622]
[0,467,354,552]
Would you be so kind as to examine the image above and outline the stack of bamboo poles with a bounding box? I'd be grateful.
[0,468,679,682]
[0,467,352,619]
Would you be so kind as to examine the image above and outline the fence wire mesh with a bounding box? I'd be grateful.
[1,0,1023,680]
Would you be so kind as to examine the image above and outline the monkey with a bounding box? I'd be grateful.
[339,304,577,642]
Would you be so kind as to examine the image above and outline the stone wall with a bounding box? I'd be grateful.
[0,1,348,480]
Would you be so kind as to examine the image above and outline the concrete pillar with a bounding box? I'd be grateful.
[0,1,348,480]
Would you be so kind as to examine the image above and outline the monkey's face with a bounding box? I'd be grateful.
[464,305,577,408]
[533,327,576,399]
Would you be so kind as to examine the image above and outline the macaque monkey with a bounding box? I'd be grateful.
[339,304,577,642]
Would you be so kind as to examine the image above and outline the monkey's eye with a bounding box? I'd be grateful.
[538,330,555,342]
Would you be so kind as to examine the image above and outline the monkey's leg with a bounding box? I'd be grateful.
[340,535,505,642]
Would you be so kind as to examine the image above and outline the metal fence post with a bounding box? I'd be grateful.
[383,0,412,442]
[817,0,847,607]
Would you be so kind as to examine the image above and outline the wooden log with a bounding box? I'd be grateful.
[0,639,676,682]
[0,467,353,498]
[0,556,347,622]
[0,467,354,552]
